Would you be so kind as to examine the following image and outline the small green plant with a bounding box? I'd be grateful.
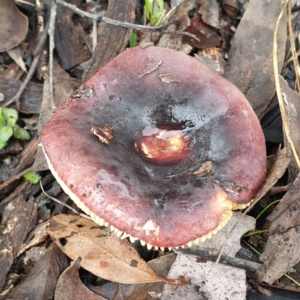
[24,172,40,184]
[0,107,30,149]
[129,32,137,47]
[145,0,165,27]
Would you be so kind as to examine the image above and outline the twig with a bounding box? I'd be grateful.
[48,0,57,111]
[3,20,50,107]
[55,0,199,41]
[56,0,165,31]
[40,181,91,220]
[268,185,288,195]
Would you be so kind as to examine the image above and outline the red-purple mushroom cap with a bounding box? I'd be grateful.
[41,46,266,249]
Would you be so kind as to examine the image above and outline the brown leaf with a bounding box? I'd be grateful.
[17,221,49,257]
[7,46,27,72]
[221,0,240,18]
[224,0,287,117]
[6,244,68,300]
[48,215,167,284]
[252,147,290,204]
[90,253,177,300]
[0,0,28,52]
[256,173,300,283]
[84,0,136,81]
[55,0,91,70]
[55,257,107,300]
[182,15,221,49]
[198,0,220,28]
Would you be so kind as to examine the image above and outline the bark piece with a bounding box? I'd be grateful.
[0,77,42,113]
[55,0,91,70]
[84,0,136,81]
[0,195,38,291]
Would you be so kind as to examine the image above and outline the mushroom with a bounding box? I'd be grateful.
[41,46,266,249]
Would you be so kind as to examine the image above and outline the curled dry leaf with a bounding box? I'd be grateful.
[55,257,107,300]
[0,0,28,52]
[251,147,290,205]
[48,214,179,285]
[6,244,68,300]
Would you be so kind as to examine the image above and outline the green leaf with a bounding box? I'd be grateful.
[0,140,6,149]
[0,125,13,143]
[24,172,40,184]
[145,0,152,20]
[145,0,165,27]
[13,125,30,140]
[129,32,137,47]
[0,108,5,125]
[3,108,18,126]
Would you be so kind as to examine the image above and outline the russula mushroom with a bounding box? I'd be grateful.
[41,46,266,249]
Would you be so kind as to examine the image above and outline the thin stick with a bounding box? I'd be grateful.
[48,0,57,111]
[55,0,199,41]
[3,21,50,107]
[40,181,91,220]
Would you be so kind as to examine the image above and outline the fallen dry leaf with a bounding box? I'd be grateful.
[48,214,170,284]
[55,257,107,300]
[90,253,177,300]
[162,253,246,299]
[224,0,287,117]
[7,46,26,72]
[198,0,220,28]
[55,0,91,70]
[251,147,290,204]
[0,0,28,52]
[17,221,49,257]
[6,244,68,300]
[256,173,300,284]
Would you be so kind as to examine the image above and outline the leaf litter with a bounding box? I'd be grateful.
[1,0,300,298]
[48,214,186,286]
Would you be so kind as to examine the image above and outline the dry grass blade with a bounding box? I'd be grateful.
[273,0,300,169]
[287,0,300,92]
